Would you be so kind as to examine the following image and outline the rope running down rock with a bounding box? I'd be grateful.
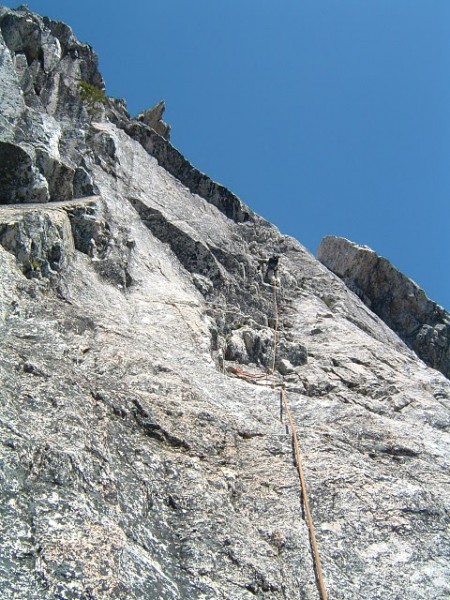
[270,283,279,375]
[280,385,328,600]
[229,279,328,599]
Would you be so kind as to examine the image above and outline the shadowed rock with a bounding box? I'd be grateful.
[136,100,171,140]
[0,6,449,600]
[318,235,450,378]
[0,142,49,203]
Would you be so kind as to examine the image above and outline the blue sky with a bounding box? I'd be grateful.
[4,1,449,309]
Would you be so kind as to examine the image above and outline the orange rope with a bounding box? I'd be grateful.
[280,386,328,600]
[228,280,327,599]
[230,366,270,380]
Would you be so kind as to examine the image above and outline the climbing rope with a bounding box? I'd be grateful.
[280,386,328,600]
[270,283,279,375]
[227,278,328,600]
[274,280,327,600]
[227,284,280,382]
[230,366,270,380]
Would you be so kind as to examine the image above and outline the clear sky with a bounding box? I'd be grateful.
[4,1,449,309]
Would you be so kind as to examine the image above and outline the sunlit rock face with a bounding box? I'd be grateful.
[0,6,449,600]
[318,235,450,379]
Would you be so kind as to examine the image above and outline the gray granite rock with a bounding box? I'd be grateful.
[0,141,49,203]
[124,120,253,223]
[0,6,449,600]
[136,100,171,140]
[0,5,104,205]
[317,235,450,379]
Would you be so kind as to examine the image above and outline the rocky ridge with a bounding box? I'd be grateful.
[318,236,450,379]
[0,6,449,600]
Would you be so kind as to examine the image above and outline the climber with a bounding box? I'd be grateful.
[258,255,280,285]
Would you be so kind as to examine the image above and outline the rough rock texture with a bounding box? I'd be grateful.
[136,100,171,140]
[317,236,450,379]
[0,4,101,204]
[1,7,450,600]
[123,120,253,223]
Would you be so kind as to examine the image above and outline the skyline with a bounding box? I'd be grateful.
[2,1,449,309]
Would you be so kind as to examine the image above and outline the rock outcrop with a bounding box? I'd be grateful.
[1,7,450,600]
[0,4,101,204]
[317,236,450,379]
[136,100,171,140]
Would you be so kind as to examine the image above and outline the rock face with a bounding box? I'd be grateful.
[317,236,450,379]
[0,5,101,204]
[136,100,171,140]
[1,7,450,600]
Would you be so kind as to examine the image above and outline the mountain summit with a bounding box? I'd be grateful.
[0,6,449,599]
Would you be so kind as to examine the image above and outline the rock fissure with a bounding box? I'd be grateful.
[0,6,449,600]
